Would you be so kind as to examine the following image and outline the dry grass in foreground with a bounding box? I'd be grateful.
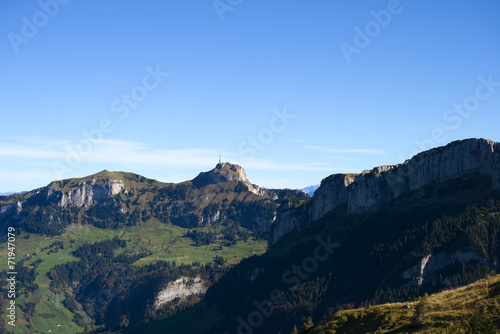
[309,274,500,334]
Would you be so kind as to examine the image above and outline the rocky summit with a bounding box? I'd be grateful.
[194,162,249,185]
[192,162,268,196]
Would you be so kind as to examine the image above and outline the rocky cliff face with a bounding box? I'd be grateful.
[349,139,500,214]
[269,199,309,247]
[0,201,22,217]
[53,178,125,207]
[269,138,500,247]
[310,174,356,222]
[154,276,207,309]
[0,176,126,218]
[402,249,487,287]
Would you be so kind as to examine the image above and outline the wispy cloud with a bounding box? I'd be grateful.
[0,137,361,192]
[0,145,62,159]
[336,139,391,145]
[0,137,340,173]
[302,145,387,155]
[0,169,56,182]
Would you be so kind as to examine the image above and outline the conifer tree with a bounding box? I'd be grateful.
[301,316,314,332]
[412,293,430,326]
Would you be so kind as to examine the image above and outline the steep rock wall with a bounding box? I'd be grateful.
[310,174,355,222]
[402,249,486,287]
[269,139,500,247]
[154,276,207,309]
[269,199,309,247]
[349,139,500,214]
[56,178,125,207]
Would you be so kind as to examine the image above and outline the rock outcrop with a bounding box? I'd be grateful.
[194,163,249,185]
[402,249,486,286]
[55,178,125,207]
[348,139,500,214]
[0,175,126,218]
[269,199,309,247]
[269,138,500,247]
[0,201,22,217]
[154,276,207,309]
[310,174,356,222]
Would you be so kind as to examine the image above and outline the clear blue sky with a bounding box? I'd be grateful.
[1,0,499,192]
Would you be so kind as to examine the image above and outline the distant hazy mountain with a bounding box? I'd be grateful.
[301,184,320,197]
[0,192,15,196]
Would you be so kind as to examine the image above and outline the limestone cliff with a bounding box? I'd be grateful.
[402,249,487,287]
[310,174,356,221]
[0,201,22,217]
[349,139,500,214]
[0,172,126,216]
[53,178,125,207]
[269,199,309,247]
[154,276,207,309]
[269,138,500,247]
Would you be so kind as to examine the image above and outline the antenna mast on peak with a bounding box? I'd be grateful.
[219,150,221,164]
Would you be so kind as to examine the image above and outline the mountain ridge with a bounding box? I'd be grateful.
[269,138,500,247]
[0,162,308,235]
[3,138,500,333]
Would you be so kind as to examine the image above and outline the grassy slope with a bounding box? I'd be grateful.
[310,274,500,334]
[0,220,266,334]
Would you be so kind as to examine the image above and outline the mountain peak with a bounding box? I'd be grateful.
[213,162,248,183]
[193,162,250,187]
[193,162,249,187]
